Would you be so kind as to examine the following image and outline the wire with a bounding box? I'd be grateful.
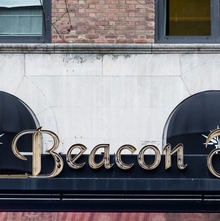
[65,0,73,30]
[51,0,74,41]
[52,23,64,41]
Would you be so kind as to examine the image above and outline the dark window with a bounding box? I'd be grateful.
[0,0,51,43]
[156,0,220,43]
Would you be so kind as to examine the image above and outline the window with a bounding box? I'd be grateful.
[0,0,51,43]
[156,0,220,43]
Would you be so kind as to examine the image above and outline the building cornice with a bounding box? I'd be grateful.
[0,43,220,54]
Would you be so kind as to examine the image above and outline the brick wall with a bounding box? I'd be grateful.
[52,0,155,43]
[0,212,220,221]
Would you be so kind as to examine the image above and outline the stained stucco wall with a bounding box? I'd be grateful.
[0,44,219,154]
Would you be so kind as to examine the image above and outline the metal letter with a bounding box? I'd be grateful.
[163,143,187,170]
[205,129,220,178]
[88,144,113,169]
[12,128,64,178]
[137,145,161,170]
[12,128,42,177]
[115,144,136,170]
[66,144,87,169]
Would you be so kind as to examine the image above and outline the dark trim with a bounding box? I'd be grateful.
[42,0,51,43]
[0,0,51,43]
[0,193,220,212]
[0,155,218,212]
[0,153,217,191]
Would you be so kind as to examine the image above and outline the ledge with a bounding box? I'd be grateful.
[0,43,220,54]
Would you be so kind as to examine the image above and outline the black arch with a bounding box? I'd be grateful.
[163,90,220,154]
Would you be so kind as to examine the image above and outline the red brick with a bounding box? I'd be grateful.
[51,0,155,43]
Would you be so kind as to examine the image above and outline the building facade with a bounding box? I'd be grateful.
[0,0,220,220]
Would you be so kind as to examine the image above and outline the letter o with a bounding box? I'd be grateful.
[137,145,161,170]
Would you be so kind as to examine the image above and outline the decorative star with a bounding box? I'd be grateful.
[202,125,220,149]
[0,133,4,145]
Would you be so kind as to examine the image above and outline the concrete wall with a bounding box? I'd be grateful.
[1,44,220,153]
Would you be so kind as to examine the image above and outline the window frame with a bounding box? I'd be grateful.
[155,0,220,43]
[0,0,51,43]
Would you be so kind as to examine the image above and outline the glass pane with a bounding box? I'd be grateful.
[167,0,211,36]
[0,0,41,8]
[0,6,42,36]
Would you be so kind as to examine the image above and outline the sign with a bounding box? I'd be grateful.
[0,127,216,179]
[0,91,220,212]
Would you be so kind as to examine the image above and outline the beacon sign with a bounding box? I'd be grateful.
[1,90,220,179]
[8,126,220,179]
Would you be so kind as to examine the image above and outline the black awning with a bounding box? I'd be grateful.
[0,91,39,173]
[163,90,220,154]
